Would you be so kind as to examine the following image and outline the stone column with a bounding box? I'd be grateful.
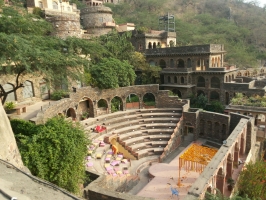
[234,148,239,168]
[226,159,233,179]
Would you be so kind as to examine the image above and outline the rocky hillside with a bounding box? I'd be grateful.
[106,0,266,68]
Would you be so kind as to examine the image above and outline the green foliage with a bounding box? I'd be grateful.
[50,90,69,100]
[206,101,225,113]
[10,119,38,138]
[190,94,208,109]
[126,94,139,102]
[230,93,266,107]
[89,58,136,89]
[111,97,121,113]
[168,90,179,97]
[205,189,251,200]
[238,160,266,199]
[4,101,15,110]
[16,117,89,194]
[32,7,45,18]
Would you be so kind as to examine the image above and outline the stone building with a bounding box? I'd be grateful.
[27,0,82,38]
[80,6,115,37]
[141,44,266,104]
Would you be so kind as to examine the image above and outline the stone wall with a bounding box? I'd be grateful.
[35,85,187,124]
[84,174,153,200]
[0,102,24,169]
[159,116,183,162]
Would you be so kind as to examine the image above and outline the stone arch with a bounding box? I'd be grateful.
[79,97,94,118]
[177,59,185,68]
[211,77,220,88]
[159,59,166,68]
[149,60,156,66]
[157,42,160,47]
[216,167,225,195]
[172,89,182,98]
[237,72,242,76]
[187,58,192,68]
[126,93,140,109]
[153,42,156,49]
[138,43,142,50]
[22,80,35,99]
[240,133,245,155]
[167,76,171,83]
[197,90,205,97]
[148,42,152,49]
[225,92,229,105]
[229,75,231,82]
[3,83,16,102]
[210,91,220,101]
[180,76,185,84]
[111,96,123,113]
[197,76,205,87]
[226,153,233,179]
[170,59,175,68]
[66,108,76,120]
[143,93,156,108]
[225,76,228,82]
[174,76,177,83]
[98,99,108,108]
[234,142,239,167]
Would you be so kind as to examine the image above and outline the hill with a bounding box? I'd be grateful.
[106,0,266,68]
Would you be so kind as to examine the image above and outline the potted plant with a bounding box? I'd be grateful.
[4,101,16,114]
[227,177,235,191]
[81,111,89,120]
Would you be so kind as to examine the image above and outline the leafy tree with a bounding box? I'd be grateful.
[0,6,107,104]
[206,101,225,113]
[190,94,208,109]
[15,117,89,194]
[89,57,136,89]
[238,160,266,199]
[205,189,251,200]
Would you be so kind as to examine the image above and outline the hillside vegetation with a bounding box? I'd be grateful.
[106,0,266,68]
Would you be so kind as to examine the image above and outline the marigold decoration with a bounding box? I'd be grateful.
[178,144,217,187]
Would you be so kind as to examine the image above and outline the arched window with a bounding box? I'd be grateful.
[170,59,174,68]
[197,59,201,67]
[225,76,228,82]
[23,80,34,98]
[197,76,205,87]
[181,77,185,84]
[159,59,166,68]
[52,1,58,9]
[148,42,152,49]
[210,91,220,101]
[153,42,156,49]
[174,76,177,83]
[177,59,184,68]
[211,77,220,88]
[138,43,142,50]
[149,60,155,66]
[187,58,192,68]
[168,76,171,83]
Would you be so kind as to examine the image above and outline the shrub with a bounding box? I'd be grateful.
[4,101,15,110]
[50,90,69,100]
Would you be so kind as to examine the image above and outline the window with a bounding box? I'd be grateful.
[197,76,205,87]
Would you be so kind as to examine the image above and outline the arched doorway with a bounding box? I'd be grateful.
[126,94,140,109]
[39,79,50,100]
[78,97,94,119]
[143,93,156,108]
[177,59,185,68]
[3,83,16,102]
[97,99,108,116]
[22,80,34,99]
[111,96,123,113]
[226,153,233,179]
[159,59,166,68]
[216,168,225,195]
[197,76,205,87]
[172,89,182,98]
[66,108,76,120]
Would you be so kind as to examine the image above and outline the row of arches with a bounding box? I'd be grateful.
[197,76,220,88]
[166,76,191,84]
[199,120,227,141]
[211,56,221,68]
[237,68,265,77]
[225,74,235,82]
[65,93,156,120]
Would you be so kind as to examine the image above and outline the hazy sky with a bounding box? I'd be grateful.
[258,0,266,6]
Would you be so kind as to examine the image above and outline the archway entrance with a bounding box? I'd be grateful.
[143,93,156,108]
[78,98,94,120]
[97,99,108,116]
[126,94,140,109]
[66,108,76,120]
[111,96,123,113]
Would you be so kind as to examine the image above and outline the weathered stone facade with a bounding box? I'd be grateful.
[142,44,266,104]
[81,6,115,37]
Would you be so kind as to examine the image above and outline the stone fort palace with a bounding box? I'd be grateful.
[1,0,266,199]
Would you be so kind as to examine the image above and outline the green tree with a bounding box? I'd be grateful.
[238,160,266,199]
[89,57,136,89]
[15,117,89,194]
[190,94,208,109]
[206,101,225,113]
